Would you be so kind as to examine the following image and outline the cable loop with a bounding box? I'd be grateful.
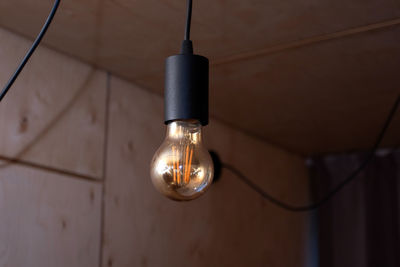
[223,95,400,212]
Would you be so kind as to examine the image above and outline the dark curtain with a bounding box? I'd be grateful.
[310,149,400,267]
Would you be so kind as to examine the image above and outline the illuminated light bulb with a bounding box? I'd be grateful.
[151,0,212,200]
[150,120,213,201]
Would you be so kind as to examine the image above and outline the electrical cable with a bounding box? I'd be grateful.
[1,0,398,211]
[0,0,61,102]
[180,0,193,54]
[184,0,193,41]
[222,94,400,212]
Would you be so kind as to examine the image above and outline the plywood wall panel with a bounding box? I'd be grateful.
[103,76,310,267]
[0,28,107,178]
[0,163,102,267]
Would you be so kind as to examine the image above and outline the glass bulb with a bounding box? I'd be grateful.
[150,120,214,201]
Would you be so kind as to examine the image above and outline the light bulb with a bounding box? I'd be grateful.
[150,120,214,201]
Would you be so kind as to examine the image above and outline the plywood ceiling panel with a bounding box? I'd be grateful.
[210,25,400,154]
[0,0,399,154]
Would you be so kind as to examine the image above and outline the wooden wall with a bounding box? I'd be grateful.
[0,27,310,267]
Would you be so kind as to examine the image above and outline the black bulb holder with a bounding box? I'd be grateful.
[164,40,209,126]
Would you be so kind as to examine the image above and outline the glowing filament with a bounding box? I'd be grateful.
[172,145,193,186]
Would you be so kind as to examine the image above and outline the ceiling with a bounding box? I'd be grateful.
[0,0,399,155]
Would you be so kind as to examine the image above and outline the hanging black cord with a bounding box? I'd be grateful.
[180,0,194,54]
[222,95,400,212]
[181,0,193,54]
[0,0,61,102]
[184,0,193,40]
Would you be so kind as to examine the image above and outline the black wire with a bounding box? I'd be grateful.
[222,94,400,212]
[184,0,193,40]
[1,0,397,212]
[0,0,61,102]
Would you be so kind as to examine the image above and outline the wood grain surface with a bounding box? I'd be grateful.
[102,76,310,267]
